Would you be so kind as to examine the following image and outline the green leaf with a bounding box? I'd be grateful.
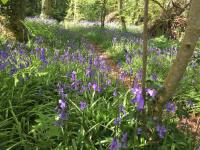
[1,0,9,4]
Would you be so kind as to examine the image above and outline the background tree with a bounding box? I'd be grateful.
[40,0,52,19]
[100,0,107,28]
[118,0,126,31]
[2,0,27,42]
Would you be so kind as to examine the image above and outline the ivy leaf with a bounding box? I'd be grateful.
[1,0,9,4]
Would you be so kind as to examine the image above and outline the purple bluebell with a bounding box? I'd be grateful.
[137,127,142,135]
[119,105,126,115]
[125,52,132,64]
[85,67,93,78]
[71,81,80,90]
[59,99,66,109]
[71,71,77,81]
[114,117,121,126]
[40,48,47,63]
[88,82,92,89]
[156,125,166,139]
[113,89,117,97]
[80,85,87,93]
[121,132,128,149]
[136,69,142,81]
[151,73,157,81]
[0,51,8,59]
[106,79,111,86]
[119,71,128,81]
[110,138,118,150]
[131,86,144,110]
[80,101,87,110]
[59,110,67,120]
[197,146,200,150]
[166,102,176,112]
[0,63,7,71]
[146,88,157,97]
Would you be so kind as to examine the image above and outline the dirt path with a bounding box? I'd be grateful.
[92,44,132,88]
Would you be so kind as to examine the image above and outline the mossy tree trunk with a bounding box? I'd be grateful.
[156,0,200,117]
[6,0,27,42]
[40,0,52,19]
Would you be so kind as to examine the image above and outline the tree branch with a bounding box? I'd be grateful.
[151,0,166,11]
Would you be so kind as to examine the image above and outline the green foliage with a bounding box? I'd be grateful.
[1,0,9,4]
[149,35,178,50]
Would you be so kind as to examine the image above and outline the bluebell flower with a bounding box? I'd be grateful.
[156,125,166,139]
[85,67,93,78]
[121,132,128,149]
[71,71,77,81]
[113,89,117,97]
[146,88,157,97]
[131,86,144,110]
[59,99,66,109]
[40,48,47,63]
[114,117,121,126]
[166,102,176,112]
[119,105,126,116]
[80,101,87,110]
[110,138,118,150]
[151,73,157,81]
[137,127,142,135]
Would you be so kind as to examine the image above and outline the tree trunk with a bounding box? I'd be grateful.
[100,0,107,28]
[73,0,78,21]
[156,0,200,114]
[40,0,52,19]
[142,0,149,99]
[118,0,126,31]
[7,0,27,42]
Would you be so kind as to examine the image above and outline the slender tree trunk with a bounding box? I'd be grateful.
[40,0,52,19]
[73,0,78,21]
[118,0,126,31]
[156,0,200,113]
[7,0,27,42]
[100,0,107,28]
[142,0,149,98]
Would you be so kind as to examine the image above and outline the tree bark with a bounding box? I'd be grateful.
[40,0,52,19]
[6,0,27,42]
[100,0,107,28]
[156,0,200,112]
[142,0,149,98]
[118,0,126,31]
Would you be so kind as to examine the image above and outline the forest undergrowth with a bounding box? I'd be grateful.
[0,18,200,149]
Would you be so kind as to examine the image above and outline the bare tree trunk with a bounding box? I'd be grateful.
[40,0,52,19]
[118,0,126,31]
[73,0,78,21]
[7,0,27,42]
[156,0,200,113]
[142,0,149,99]
[100,0,107,28]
